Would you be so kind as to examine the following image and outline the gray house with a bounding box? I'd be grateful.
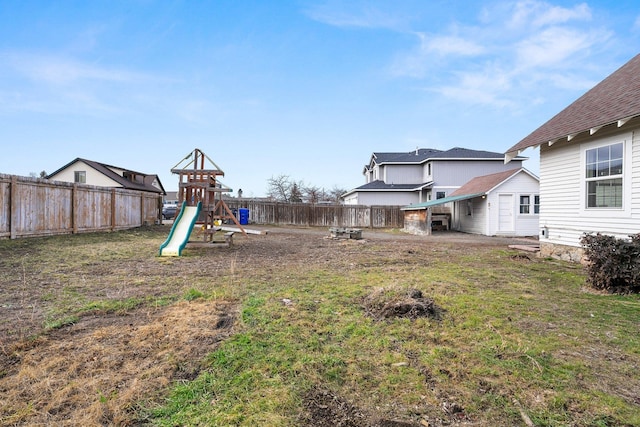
[342,147,526,206]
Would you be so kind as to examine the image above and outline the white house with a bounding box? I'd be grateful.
[343,147,526,206]
[505,53,640,261]
[46,158,166,195]
[402,168,539,237]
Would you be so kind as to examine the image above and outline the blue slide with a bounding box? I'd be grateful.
[158,202,201,256]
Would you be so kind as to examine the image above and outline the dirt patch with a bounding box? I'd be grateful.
[363,287,445,321]
[300,386,419,426]
[0,300,236,426]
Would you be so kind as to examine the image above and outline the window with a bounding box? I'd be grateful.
[519,195,530,214]
[427,163,432,176]
[519,194,539,214]
[74,171,86,183]
[466,201,472,216]
[585,142,623,208]
[436,191,446,199]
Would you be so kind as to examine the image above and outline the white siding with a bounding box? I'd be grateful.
[451,170,539,236]
[455,198,487,234]
[540,128,640,248]
[487,172,540,236]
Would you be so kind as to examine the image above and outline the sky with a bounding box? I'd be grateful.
[1,1,639,196]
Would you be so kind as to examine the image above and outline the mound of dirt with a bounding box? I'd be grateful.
[363,287,444,321]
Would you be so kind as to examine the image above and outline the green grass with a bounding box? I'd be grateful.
[150,252,640,426]
[1,227,639,426]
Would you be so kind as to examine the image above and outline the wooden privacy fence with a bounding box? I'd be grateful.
[0,174,162,239]
[225,200,404,228]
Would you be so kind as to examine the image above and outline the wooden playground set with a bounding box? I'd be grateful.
[159,148,248,256]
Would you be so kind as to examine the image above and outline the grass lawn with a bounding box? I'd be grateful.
[0,225,638,426]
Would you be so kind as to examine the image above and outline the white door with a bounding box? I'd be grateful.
[498,194,514,232]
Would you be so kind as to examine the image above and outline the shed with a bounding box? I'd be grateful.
[402,168,539,236]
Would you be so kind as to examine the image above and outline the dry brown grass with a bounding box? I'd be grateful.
[1,300,236,426]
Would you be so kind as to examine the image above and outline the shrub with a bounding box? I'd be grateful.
[580,233,640,294]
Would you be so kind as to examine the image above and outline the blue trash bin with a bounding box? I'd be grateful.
[239,208,249,225]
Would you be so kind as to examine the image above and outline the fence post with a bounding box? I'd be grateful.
[111,189,116,231]
[369,206,373,228]
[10,175,17,239]
[72,184,78,234]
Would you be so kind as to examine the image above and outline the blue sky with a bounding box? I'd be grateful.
[1,1,639,196]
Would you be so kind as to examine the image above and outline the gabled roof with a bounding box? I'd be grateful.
[401,168,538,210]
[47,158,165,194]
[506,53,640,160]
[449,168,537,197]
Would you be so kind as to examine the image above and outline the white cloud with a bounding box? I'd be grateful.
[417,33,485,56]
[508,0,591,30]
[389,1,616,109]
[391,32,485,78]
[433,68,514,108]
[303,1,409,30]
[515,27,610,69]
[5,52,147,85]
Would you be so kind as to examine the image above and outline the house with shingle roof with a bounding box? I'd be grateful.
[505,53,640,261]
[342,147,527,206]
[401,168,539,236]
[46,158,166,195]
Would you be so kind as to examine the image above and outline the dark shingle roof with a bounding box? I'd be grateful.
[352,180,432,191]
[47,158,165,194]
[371,147,520,167]
[506,54,640,158]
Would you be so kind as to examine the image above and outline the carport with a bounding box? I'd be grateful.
[401,193,482,235]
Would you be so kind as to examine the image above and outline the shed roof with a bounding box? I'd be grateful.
[449,168,536,197]
[506,53,640,160]
[401,193,483,211]
[400,167,538,211]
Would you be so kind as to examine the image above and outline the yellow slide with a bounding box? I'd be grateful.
[158,202,201,257]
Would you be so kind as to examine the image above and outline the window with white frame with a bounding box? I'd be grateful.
[436,191,446,199]
[519,195,530,214]
[585,142,623,208]
[74,171,86,184]
[519,194,539,214]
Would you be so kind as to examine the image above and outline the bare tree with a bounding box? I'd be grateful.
[329,185,347,202]
[267,175,348,204]
[303,184,321,204]
[267,174,292,202]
